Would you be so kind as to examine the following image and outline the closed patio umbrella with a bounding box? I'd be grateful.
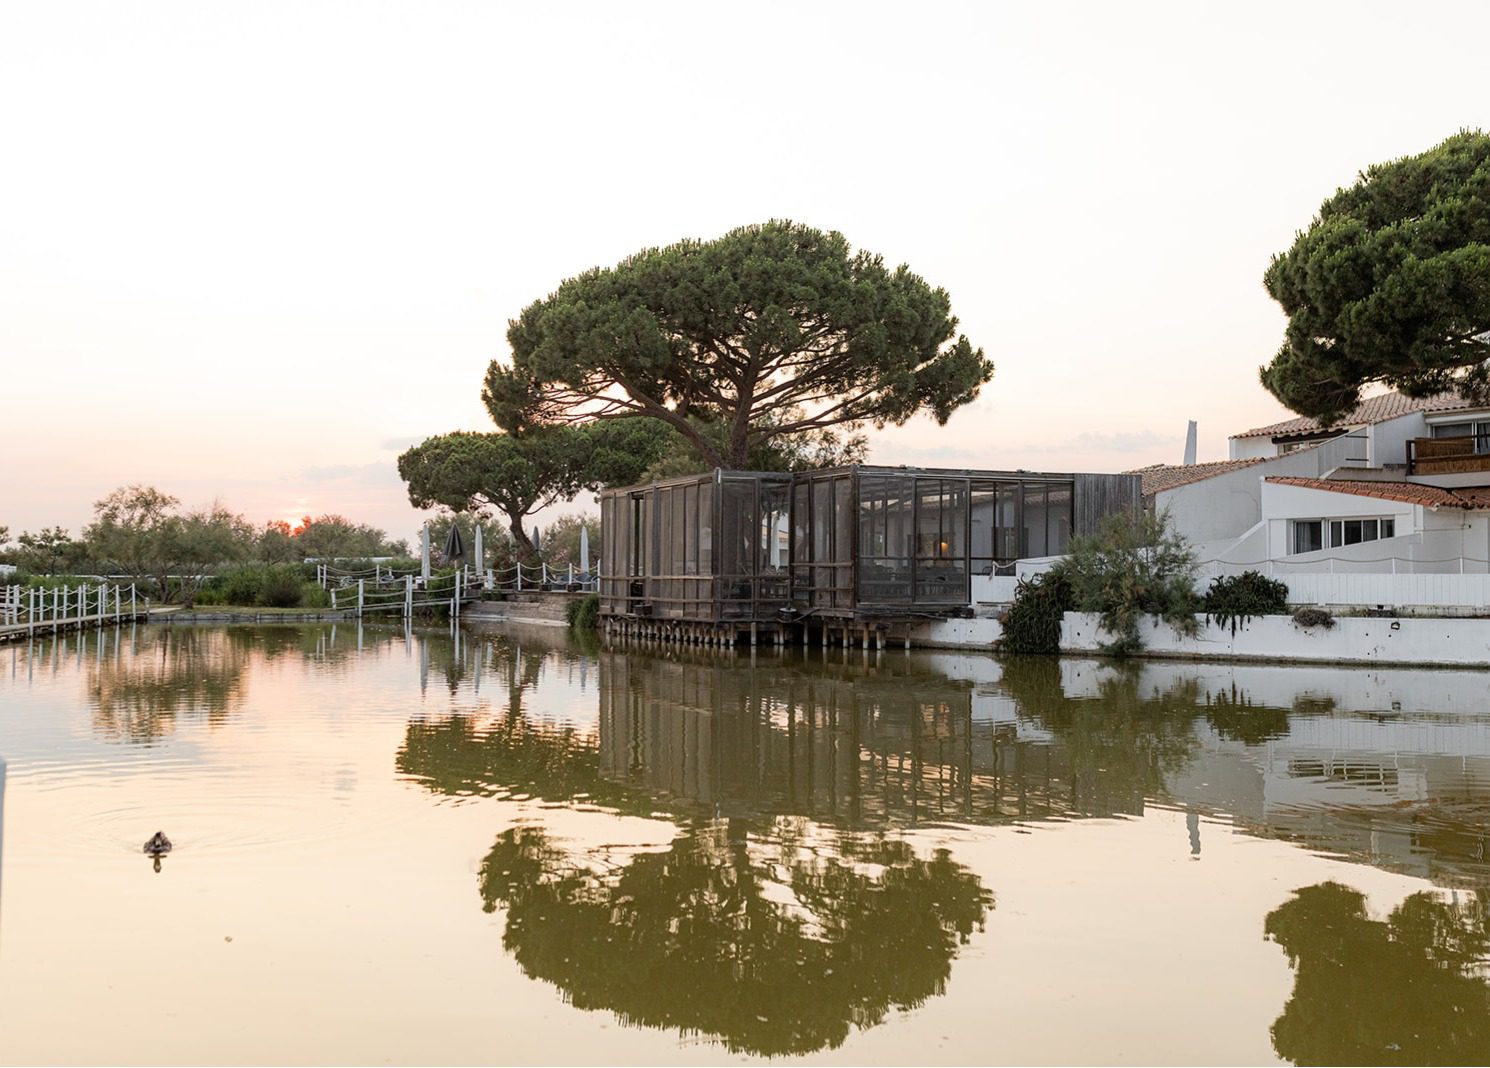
[444,522,466,566]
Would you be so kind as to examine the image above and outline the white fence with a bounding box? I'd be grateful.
[1,583,146,637]
[1263,572,1490,611]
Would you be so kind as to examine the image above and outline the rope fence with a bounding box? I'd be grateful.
[0,583,148,638]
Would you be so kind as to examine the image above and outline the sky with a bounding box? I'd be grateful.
[3,0,1488,544]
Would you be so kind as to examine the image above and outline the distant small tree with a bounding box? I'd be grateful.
[86,486,180,596]
[170,502,255,606]
[537,514,600,571]
[425,513,517,572]
[86,486,259,601]
[398,422,667,561]
[292,514,406,561]
[14,527,83,576]
[256,520,300,563]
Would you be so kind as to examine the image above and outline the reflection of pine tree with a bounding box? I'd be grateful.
[478,821,992,1057]
[1265,882,1490,1065]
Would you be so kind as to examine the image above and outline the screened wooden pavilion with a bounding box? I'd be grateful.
[598,464,1140,643]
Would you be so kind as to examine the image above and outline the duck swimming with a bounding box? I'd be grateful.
[143,831,172,855]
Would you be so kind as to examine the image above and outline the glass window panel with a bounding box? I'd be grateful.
[970,481,996,564]
[698,482,713,574]
[1293,521,1323,555]
[1046,484,1072,555]
[1360,519,1379,543]
[721,480,754,576]
[1433,422,1474,438]
[1343,519,1364,546]
[760,482,789,574]
[683,484,697,575]
[1022,484,1048,558]
[942,480,966,558]
[1381,518,1395,539]
[885,477,914,559]
[1328,520,1343,548]
[996,483,1020,561]
[657,488,672,573]
[792,483,811,565]
[859,476,887,557]
[916,479,943,557]
[834,478,853,565]
[813,480,833,562]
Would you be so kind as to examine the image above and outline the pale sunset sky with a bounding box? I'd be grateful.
[3,1,1487,543]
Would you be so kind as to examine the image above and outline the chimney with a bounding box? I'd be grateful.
[1183,421,1198,465]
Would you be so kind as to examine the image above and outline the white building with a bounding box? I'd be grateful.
[1130,390,1490,606]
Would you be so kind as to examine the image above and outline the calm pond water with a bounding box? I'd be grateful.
[1,621,1488,1065]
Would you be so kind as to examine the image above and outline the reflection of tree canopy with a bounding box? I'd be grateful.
[998,658,1203,814]
[478,821,991,1057]
[1202,692,1290,746]
[396,712,651,815]
[1265,882,1490,1065]
[86,628,251,743]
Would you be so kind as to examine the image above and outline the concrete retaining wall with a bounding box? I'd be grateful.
[910,612,1490,667]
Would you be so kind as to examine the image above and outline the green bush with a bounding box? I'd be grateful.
[194,563,330,609]
[259,564,306,607]
[566,592,600,631]
[1000,570,1072,655]
[1203,571,1290,634]
[1061,508,1199,657]
[218,566,267,605]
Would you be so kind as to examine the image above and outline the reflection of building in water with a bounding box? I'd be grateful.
[596,651,1186,829]
[1166,713,1490,889]
[592,648,1490,888]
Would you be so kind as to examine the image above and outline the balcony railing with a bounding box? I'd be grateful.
[1406,435,1490,475]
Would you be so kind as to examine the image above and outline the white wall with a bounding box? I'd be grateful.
[1228,436,1277,461]
[1258,480,1419,561]
[970,574,1018,605]
[1275,571,1490,608]
[1061,611,1490,667]
[1162,431,1367,546]
[1367,411,1428,466]
[911,611,1490,664]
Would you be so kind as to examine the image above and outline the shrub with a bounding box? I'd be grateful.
[1292,606,1336,629]
[215,565,266,606]
[1061,508,1199,657]
[567,592,600,632]
[258,564,306,608]
[1203,571,1290,634]
[1000,570,1072,655]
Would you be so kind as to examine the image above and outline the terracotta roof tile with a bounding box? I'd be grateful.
[1232,391,1473,439]
[1264,476,1490,509]
[1127,458,1267,497]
